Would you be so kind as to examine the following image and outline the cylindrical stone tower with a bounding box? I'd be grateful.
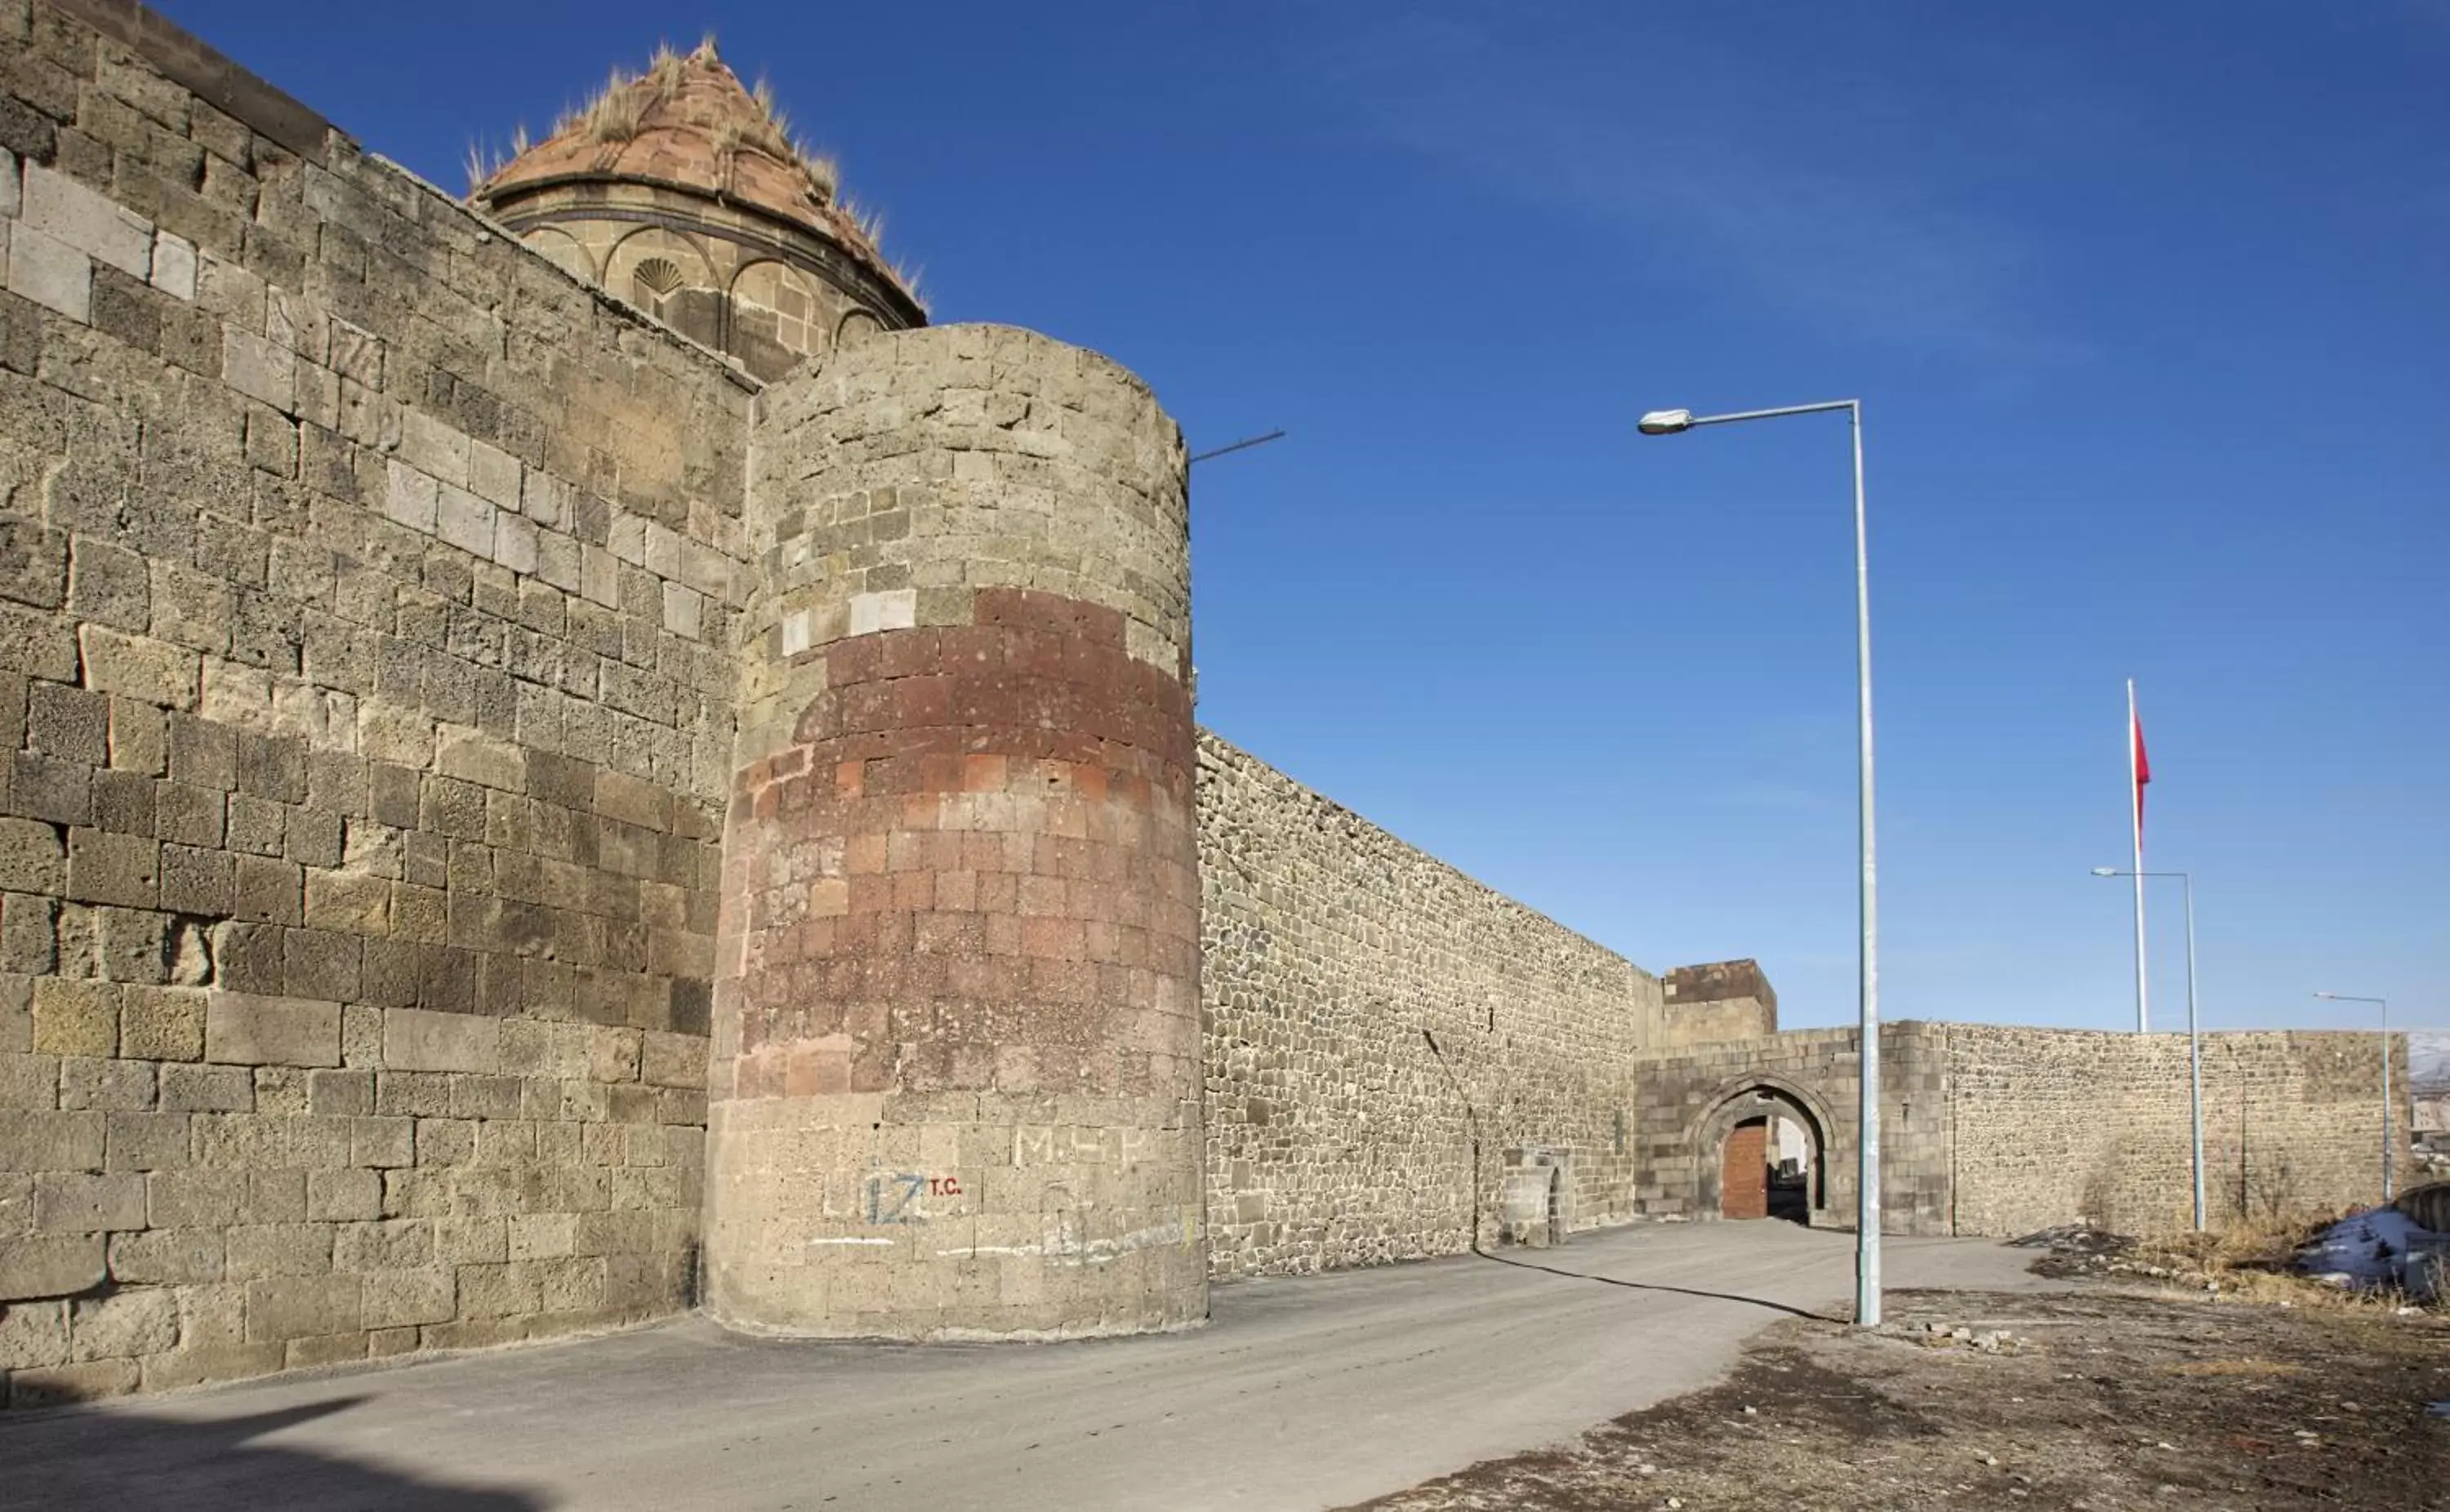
[705,323,1205,1338]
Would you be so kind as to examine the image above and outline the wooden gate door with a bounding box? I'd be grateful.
[1720,1118,1768,1220]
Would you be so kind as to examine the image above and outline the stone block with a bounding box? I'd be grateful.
[145,1168,247,1229]
[150,229,196,300]
[0,1233,105,1301]
[158,843,234,916]
[69,1287,178,1361]
[69,540,151,634]
[96,905,170,984]
[506,1212,575,1261]
[360,1266,455,1329]
[493,511,538,576]
[158,1062,253,1112]
[349,1115,413,1168]
[204,992,341,1068]
[0,602,81,684]
[103,1111,189,1172]
[305,1068,372,1116]
[436,728,523,792]
[21,163,151,278]
[222,325,296,413]
[225,1223,333,1280]
[383,1007,500,1074]
[26,682,107,762]
[108,1226,222,1285]
[59,1058,150,1118]
[0,1296,69,1368]
[0,1052,58,1109]
[7,1357,143,1406]
[305,1167,381,1222]
[0,816,65,894]
[141,1341,287,1391]
[91,770,157,838]
[285,1331,368,1369]
[34,1171,147,1232]
[75,626,198,710]
[243,1274,359,1342]
[31,979,117,1058]
[641,1030,706,1089]
[383,460,439,534]
[107,697,168,776]
[662,581,702,639]
[0,1109,104,1171]
[453,1261,539,1319]
[332,1217,431,1273]
[6,220,90,322]
[64,827,158,908]
[230,855,302,924]
[437,484,494,559]
[282,929,359,1003]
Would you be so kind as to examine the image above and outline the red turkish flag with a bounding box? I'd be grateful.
[2132,706,2151,836]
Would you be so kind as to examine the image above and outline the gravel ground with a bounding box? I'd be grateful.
[1346,1286,2449,1510]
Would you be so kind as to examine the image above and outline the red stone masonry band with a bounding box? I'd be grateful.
[723,586,1200,1105]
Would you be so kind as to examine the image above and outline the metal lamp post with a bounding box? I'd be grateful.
[1638,399,1881,1327]
[2094,867,2204,1229]
[2314,991,2394,1202]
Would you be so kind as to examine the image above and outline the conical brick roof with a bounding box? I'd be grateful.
[474,42,908,301]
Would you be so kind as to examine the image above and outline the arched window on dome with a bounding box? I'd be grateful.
[631,256,685,317]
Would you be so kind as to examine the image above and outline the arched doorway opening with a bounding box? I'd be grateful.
[1699,1083,1829,1225]
[1499,1146,1571,1247]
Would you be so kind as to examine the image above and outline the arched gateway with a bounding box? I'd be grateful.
[1694,1080,1831,1225]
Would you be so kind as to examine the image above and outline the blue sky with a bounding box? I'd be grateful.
[161,1,2448,1035]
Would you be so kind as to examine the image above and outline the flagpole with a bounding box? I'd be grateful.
[2128,679,2149,1033]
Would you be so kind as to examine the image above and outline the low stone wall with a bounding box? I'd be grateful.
[1946,1025,2404,1237]
[1630,1024,2408,1239]
[1198,736,1658,1278]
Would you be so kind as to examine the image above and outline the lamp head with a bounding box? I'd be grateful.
[1637,408,1695,436]
[2090,867,2118,877]
[2314,991,2340,1001]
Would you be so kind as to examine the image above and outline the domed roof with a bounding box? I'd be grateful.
[472,42,914,305]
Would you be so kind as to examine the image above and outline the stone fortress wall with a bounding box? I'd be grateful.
[0,0,2420,1409]
[1199,735,1668,1278]
[0,0,736,1404]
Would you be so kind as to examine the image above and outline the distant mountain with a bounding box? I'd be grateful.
[2413,1032,2450,1095]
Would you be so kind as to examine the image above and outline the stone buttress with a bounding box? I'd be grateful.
[703,325,1205,1337]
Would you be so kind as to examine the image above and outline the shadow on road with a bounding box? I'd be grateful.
[1472,1247,1841,1323]
[0,1396,542,1511]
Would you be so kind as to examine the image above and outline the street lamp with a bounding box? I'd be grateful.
[1639,398,1880,1327]
[2314,991,2395,1203]
[2094,867,2204,1230]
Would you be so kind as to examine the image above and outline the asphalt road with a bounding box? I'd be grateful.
[0,1222,2051,1510]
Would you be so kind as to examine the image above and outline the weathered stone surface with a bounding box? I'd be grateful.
[1199,735,1656,1276]
[75,625,198,709]
[382,1008,498,1074]
[69,1288,179,1361]
[203,993,341,1068]
[22,162,154,278]
[0,1234,105,1301]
